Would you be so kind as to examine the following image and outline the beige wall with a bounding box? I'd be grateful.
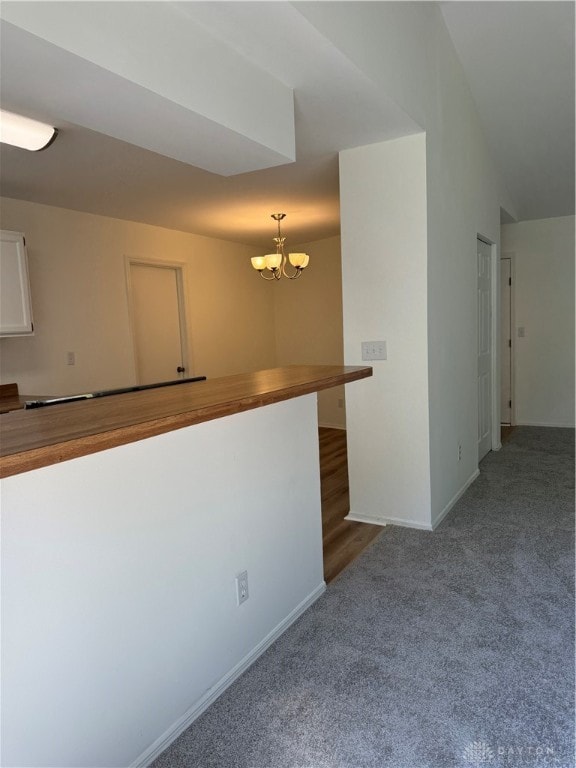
[0,199,347,420]
[0,197,277,395]
[501,215,575,427]
[273,235,346,428]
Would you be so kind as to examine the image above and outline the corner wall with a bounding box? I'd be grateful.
[340,133,432,528]
[501,215,575,427]
[298,2,512,526]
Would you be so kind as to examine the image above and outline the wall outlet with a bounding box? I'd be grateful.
[458,443,462,462]
[361,340,387,361]
[236,571,249,606]
[66,351,76,366]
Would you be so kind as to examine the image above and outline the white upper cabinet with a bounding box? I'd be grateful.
[0,230,34,336]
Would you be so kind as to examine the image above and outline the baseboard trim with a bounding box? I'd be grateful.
[345,512,388,527]
[131,582,326,768]
[318,422,346,430]
[516,421,575,429]
[431,469,480,530]
[345,512,432,531]
[383,516,433,531]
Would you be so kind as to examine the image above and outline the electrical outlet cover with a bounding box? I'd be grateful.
[236,571,249,605]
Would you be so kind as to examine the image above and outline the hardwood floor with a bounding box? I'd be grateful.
[320,424,515,582]
[319,427,383,582]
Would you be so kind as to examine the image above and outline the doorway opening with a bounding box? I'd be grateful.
[319,427,382,581]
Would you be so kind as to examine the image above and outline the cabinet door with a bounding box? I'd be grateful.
[0,230,33,335]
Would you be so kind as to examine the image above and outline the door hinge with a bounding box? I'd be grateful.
[508,399,512,408]
[509,277,512,286]
[508,339,512,348]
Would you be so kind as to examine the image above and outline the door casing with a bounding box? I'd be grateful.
[477,235,501,459]
[500,254,516,426]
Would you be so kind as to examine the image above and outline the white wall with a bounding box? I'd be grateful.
[502,215,575,427]
[1,395,325,768]
[273,235,346,428]
[0,197,277,395]
[299,2,511,526]
[340,134,432,528]
[423,12,505,523]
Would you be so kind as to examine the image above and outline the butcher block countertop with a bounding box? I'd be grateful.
[0,383,39,414]
[0,365,372,478]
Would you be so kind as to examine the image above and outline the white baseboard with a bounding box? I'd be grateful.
[382,516,433,531]
[345,512,432,530]
[318,422,346,430]
[131,582,326,768]
[516,421,575,429]
[345,511,388,527]
[347,469,481,533]
[431,468,480,530]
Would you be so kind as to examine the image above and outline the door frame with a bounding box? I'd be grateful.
[124,256,192,384]
[500,252,516,426]
[477,234,501,453]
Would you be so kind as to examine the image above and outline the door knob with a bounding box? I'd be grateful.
[177,366,185,373]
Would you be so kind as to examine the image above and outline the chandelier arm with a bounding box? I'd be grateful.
[258,270,277,281]
[281,257,302,279]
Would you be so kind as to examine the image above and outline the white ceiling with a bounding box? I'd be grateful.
[440,1,575,222]
[0,2,573,247]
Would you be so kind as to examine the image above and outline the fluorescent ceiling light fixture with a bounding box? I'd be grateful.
[0,110,57,151]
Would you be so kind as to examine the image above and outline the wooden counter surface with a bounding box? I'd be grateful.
[0,383,33,414]
[0,365,372,478]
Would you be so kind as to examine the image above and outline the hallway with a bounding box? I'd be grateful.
[153,427,574,768]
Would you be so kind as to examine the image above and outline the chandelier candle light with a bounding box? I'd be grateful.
[251,213,310,280]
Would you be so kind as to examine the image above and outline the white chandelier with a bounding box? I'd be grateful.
[251,213,309,280]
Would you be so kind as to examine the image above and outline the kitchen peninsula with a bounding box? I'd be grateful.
[0,365,370,477]
[1,365,371,768]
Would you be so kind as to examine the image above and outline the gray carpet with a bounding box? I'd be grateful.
[152,427,574,768]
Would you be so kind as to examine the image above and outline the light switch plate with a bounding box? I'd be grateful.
[361,341,387,361]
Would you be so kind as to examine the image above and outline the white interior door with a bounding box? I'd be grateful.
[129,262,187,385]
[500,258,512,424]
[477,239,492,460]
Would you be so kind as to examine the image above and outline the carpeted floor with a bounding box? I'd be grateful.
[152,427,575,768]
